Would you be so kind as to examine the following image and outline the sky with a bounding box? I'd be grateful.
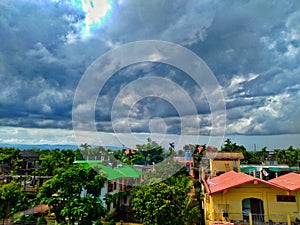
[0,0,300,151]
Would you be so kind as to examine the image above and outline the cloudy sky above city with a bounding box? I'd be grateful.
[0,0,299,150]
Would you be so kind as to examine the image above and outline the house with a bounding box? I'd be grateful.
[269,172,300,198]
[73,160,144,214]
[241,164,298,180]
[202,171,300,225]
[0,163,13,175]
[17,150,41,175]
[173,151,194,177]
[206,152,244,177]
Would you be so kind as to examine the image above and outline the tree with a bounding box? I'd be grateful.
[0,147,20,164]
[0,181,29,220]
[110,139,165,166]
[131,161,200,225]
[183,144,196,152]
[37,149,76,176]
[80,143,91,151]
[136,139,164,165]
[166,142,175,157]
[37,166,107,225]
[193,145,206,167]
[140,159,187,185]
[132,181,188,225]
[221,139,252,164]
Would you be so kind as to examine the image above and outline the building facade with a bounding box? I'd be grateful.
[202,165,300,225]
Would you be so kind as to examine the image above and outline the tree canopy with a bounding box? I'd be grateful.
[37,165,107,225]
[131,160,200,225]
[0,181,29,220]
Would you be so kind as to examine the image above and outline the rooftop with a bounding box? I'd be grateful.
[19,150,39,158]
[73,160,144,180]
[204,171,288,194]
[269,172,300,191]
[206,152,244,160]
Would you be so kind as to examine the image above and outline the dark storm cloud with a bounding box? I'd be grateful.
[0,0,299,139]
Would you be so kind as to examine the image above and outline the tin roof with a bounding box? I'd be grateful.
[203,171,288,194]
[19,150,39,158]
[74,160,144,180]
[206,152,244,160]
[269,172,300,191]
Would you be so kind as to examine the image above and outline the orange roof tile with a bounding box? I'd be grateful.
[203,171,288,194]
[269,172,300,191]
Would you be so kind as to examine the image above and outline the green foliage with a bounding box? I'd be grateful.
[193,145,206,167]
[36,216,47,225]
[221,139,300,166]
[221,139,252,164]
[80,146,108,161]
[25,214,36,223]
[131,175,200,225]
[136,138,164,165]
[131,161,200,225]
[274,146,300,166]
[183,144,196,151]
[109,138,164,166]
[37,166,107,224]
[38,149,77,176]
[94,220,103,225]
[132,182,186,224]
[0,147,20,164]
[140,159,187,185]
[0,181,29,219]
[166,142,175,157]
[107,219,116,225]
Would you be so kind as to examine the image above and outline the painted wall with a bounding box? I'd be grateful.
[204,182,300,224]
[210,159,240,177]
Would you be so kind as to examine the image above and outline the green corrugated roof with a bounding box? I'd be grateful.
[92,164,122,180]
[240,166,257,173]
[73,160,144,180]
[117,166,144,178]
[268,167,296,172]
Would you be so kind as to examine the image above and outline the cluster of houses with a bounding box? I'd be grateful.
[1,148,300,225]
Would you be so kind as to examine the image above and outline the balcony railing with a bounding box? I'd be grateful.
[211,212,300,225]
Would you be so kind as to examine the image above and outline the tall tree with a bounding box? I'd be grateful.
[221,139,253,164]
[0,181,29,220]
[131,159,200,225]
[132,181,187,225]
[37,166,107,225]
[136,139,164,165]
[132,174,200,225]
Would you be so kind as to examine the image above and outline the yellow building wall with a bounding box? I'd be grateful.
[204,182,300,224]
[210,160,240,176]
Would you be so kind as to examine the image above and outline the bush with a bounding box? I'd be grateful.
[108,219,115,225]
[24,214,36,225]
[37,216,47,225]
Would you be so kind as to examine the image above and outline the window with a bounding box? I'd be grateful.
[276,195,296,202]
[114,182,117,190]
[108,182,113,192]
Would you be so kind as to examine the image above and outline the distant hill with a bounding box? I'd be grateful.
[0,143,124,151]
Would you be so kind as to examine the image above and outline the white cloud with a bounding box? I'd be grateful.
[0,0,299,142]
[26,42,57,63]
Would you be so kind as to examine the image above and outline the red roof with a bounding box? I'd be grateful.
[22,204,49,215]
[269,172,300,191]
[203,171,288,194]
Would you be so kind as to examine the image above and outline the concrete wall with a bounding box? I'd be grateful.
[204,182,300,224]
[210,159,240,177]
